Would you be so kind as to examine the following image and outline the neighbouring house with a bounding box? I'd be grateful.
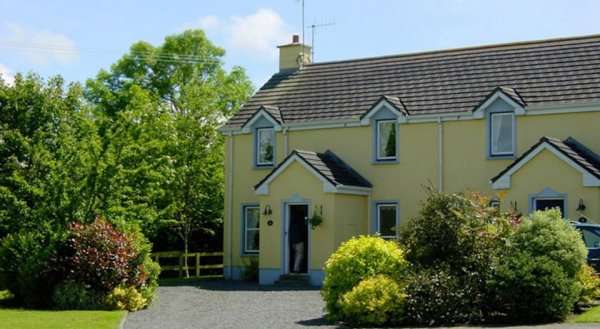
[219,34,600,285]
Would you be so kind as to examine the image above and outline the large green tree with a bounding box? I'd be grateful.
[0,74,99,238]
[85,30,252,268]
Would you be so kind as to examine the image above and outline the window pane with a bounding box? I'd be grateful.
[378,205,396,237]
[245,230,259,252]
[491,114,513,154]
[258,129,274,164]
[378,121,396,158]
[581,228,600,248]
[246,207,260,229]
[534,199,565,217]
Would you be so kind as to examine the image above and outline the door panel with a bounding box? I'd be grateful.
[288,205,308,274]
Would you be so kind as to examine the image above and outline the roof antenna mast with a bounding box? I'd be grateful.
[307,21,335,61]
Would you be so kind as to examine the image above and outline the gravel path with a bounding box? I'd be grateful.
[124,281,598,329]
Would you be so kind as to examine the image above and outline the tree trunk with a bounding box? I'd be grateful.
[183,226,190,278]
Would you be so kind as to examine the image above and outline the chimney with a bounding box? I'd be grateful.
[277,34,312,72]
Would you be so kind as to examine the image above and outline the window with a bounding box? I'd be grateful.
[255,128,274,166]
[490,112,514,156]
[243,206,260,254]
[376,203,397,239]
[376,120,397,161]
[533,198,565,217]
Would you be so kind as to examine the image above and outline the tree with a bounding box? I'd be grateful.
[0,74,98,238]
[85,29,253,274]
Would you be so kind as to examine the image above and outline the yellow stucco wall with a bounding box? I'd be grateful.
[504,149,600,223]
[224,109,600,275]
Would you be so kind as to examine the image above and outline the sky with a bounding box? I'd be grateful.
[1,0,600,89]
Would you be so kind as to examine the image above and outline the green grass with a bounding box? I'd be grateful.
[569,306,600,323]
[0,309,125,329]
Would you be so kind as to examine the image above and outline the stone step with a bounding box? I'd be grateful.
[274,274,310,286]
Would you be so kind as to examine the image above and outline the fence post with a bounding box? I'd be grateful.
[196,253,200,277]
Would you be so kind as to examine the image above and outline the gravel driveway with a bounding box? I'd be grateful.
[124,281,598,329]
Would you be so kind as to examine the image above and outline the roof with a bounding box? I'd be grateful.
[227,34,600,128]
[254,149,372,191]
[491,136,600,183]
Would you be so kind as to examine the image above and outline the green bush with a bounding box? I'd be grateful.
[51,281,105,310]
[510,210,587,278]
[490,210,588,322]
[0,230,63,307]
[400,190,515,323]
[339,275,406,326]
[492,253,580,322]
[321,235,409,320]
[405,266,483,326]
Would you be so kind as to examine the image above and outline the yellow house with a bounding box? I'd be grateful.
[219,34,600,285]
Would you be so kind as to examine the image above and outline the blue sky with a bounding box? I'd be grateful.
[1,0,600,89]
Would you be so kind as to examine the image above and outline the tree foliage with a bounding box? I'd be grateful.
[0,29,253,254]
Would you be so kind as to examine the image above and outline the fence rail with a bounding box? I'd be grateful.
[151,251,224,279]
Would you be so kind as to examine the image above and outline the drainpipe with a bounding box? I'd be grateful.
[226,132,234,279]
[367,192,372,235]
[283,125,289,156]
[437,117,444,192]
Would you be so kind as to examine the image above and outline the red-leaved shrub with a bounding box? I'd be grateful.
[56,218,138,291]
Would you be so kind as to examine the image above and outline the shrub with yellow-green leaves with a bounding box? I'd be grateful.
[321,235,409,320]
[105,286,147,311]
[339,275,406,326]
[575,264,600,311]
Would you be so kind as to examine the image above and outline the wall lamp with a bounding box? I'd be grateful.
[576,198,586,212]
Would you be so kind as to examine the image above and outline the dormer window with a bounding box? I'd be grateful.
[489,112,515,157]
[376,119,397,161]
[255,127,274,166]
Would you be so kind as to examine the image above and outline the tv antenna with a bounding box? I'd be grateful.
[307,21,335,61]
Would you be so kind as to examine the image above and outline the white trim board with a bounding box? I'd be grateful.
[220,100,600,135]
[254,153,371,196]
[360,99,406,125]
[473,90,526,119]
[241,108,282,133]
[491,142,600,189]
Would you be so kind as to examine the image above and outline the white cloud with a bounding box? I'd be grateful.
[0,64,14,85]
[192,9,292,57]
[4,23,79,65]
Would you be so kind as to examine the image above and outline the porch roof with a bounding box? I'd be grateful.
[254,149,372,195]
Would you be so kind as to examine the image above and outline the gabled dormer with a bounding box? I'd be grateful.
[473,87,527,159]
[241,106,284,168]
[361,96,408,164]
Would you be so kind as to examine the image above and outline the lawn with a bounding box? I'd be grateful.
[0,309,125,329]
[570,306,600,323]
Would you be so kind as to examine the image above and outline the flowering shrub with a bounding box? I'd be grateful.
[339,275,406,326]
[321,235,409,320]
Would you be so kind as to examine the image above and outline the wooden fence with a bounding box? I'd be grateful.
[151,251,224,279]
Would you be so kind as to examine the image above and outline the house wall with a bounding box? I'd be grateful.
[224,108,600,283]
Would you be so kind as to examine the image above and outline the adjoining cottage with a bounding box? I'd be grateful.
[220,34,600,285]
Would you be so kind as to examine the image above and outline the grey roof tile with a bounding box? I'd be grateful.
[227,35,600,128]
[254,149,372,190]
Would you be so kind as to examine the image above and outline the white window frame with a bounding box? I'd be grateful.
[489,112,515,157]
[376,119,397,161]
[376,203,398,239]
[255,127,274,167]
[243,205,260,254]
